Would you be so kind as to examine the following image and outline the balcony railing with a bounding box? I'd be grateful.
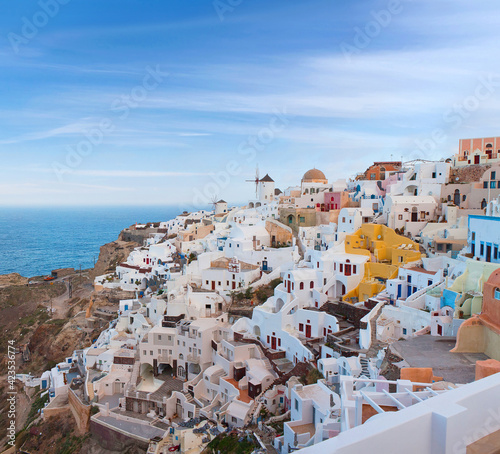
[158,354,170,364]
[187,354,200,364]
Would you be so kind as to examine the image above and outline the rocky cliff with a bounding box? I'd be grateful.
[90,239,140,279]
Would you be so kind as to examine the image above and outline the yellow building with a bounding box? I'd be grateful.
[343,224,422,303]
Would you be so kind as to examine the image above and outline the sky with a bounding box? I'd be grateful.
[1,0,500,207]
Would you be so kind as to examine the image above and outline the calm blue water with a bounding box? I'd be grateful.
[0,206,190,277]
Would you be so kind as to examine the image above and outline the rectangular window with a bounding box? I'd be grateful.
[494,246,498,260]
[407,275,412,283]
[300,217,305,223]
[491,181,497,189]
[495,289,500,300]
[403,328,407,335]
[472,232,476,241]
[428,280,432,286]
[480,242,485,256]
[299,323,304,331]
[295,399,299,411]
[492,171,496,180]
[398,214,403,220]
[484,181,489,189]
[340,264,343,272]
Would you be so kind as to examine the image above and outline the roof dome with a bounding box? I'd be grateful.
[302,168,327,182]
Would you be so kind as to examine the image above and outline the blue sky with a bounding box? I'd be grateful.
[1,0,500,207]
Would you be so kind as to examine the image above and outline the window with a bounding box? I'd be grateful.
[492,171,496,180]
[370,173,376,180]
[407,275,412,283]
[494,246,498,260]
[299,282,304,290]
[340,264,343,272]
[484,181,488,189]
[299,323,304,332]
[300,216,305,223]
[472,232,476,241]
[492,181,497,189]
[495,288,500,300]
[480,243,485,256]
[428,280,432,286]
[398,214,403,220]
[295,399,299,411]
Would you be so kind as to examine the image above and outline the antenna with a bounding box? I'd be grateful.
[245,165,260,198]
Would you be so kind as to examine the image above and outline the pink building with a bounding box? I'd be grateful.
[323,191,350,212]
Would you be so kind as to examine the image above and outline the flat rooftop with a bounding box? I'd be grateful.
[390,336,488,384]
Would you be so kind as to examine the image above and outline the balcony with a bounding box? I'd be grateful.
[187,354,200,364]
[157,354,170,364]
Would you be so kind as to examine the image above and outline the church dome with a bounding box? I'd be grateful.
[302,168,327,182]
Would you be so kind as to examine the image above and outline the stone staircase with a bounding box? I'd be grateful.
[129,353,141,388]
[182,390,194,403]
[365,302,388,358]
[359,356,370,377]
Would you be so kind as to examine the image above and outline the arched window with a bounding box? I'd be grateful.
[299,282,304,290]
[310,281,314,289]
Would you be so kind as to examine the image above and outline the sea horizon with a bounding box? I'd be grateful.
[0,204,214,278]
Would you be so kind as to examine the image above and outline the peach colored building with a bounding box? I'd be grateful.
[454,136,500,166]
[452,268,500,360]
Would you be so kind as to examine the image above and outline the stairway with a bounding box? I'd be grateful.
[359,356,370,377]
[182,390,194,403]
[130,354,141,387]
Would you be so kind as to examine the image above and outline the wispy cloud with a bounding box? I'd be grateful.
[22,168,214,178]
